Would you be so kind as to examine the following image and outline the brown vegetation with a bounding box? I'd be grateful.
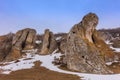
[0,61,80,80]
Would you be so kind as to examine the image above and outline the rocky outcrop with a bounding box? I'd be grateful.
[24,29,36,49]
[0,33,13,61]
[111,40,120,48]
[59,37,67,54]
[65,13,113,74]
[40,29,57,55]
[6,28,36,60]
[98,31,113,41]
[92,30,115,62]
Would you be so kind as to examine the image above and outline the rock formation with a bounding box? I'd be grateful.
[0,12,119,75]
[92,30,115,62]
[6,28,36,60]
[40,29,57,55]
[111,40,120,48]
[59,37,67,54]
[65,13,113,74]
[0,33,13,61]
[98,31,113,41]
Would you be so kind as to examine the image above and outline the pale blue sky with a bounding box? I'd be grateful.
[0,0,120,34]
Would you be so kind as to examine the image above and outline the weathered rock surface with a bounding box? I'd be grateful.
[24,29,36,49]
[0,33,13,61]
[6,28,36,60]
[65,13,113,74]
[111,39,120,48]
[40,29,57,55]
[59,37,67,54]
[92,30,115,62]
[98,31,113,41]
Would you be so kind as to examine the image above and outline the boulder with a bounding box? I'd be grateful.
[40,29,57,55]
[6,28,36,60]
[49,32,57,54]
[40,29,50,54]
[0,33,13,61]
[65,13,113,74]
[24,29,36,49]
[59,38,67,54]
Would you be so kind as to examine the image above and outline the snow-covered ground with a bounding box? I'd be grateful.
[0,51,120,80]
[105,40,120,52]
[110,46,120,52]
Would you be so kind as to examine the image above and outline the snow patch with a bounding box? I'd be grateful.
[0,53,36,74]
[106,61,119,65]
[105,40,120,52]
[105,40,113,45]
[39,53,120,80]
[35,40,42,44]
[56,36,62,40]
[110,46,120,52]
[1,52,120,80]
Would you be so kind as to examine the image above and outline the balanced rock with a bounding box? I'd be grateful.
[65,13,113,74]
[40,29,57,55]
[6,28,36,60]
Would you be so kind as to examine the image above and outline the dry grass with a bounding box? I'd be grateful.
[108,62,120,74]
[0,61,80,80]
